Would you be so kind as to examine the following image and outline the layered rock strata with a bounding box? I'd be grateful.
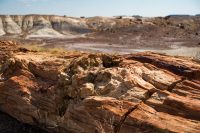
[0,41,200,133]
[0,15,199,38]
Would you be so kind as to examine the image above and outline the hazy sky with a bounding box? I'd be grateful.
[0,0,199,17]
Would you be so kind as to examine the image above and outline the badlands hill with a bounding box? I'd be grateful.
[0,15,90,38]
[0,15,200,38]
[0,14,138,38]
[0,41,200,133]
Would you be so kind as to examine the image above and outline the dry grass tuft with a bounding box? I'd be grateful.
[19,44,67,54]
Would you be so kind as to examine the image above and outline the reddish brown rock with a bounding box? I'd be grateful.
[126,52,200,79]
[0,41,200,133]
[123,103,200,133]
[173,80,200,100]
[146,90,200,120]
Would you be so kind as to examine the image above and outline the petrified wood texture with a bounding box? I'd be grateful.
[0,41,200,133]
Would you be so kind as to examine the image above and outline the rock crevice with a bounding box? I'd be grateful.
[0,41,200,133]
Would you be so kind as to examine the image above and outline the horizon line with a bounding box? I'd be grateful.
[0,13,199,18]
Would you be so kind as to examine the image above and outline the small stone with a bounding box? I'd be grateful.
[79,83,95,98]
[59,72,71,85]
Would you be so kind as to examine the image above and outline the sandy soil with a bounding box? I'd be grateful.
[12,35,199,60]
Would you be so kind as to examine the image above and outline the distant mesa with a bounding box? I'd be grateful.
[166,14,193,18]
[167,14,191,17]
[132,15,142,18]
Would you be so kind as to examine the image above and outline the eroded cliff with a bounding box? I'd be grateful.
[0,41,200,133]
[0,15,199,39]
[0,15,90,38]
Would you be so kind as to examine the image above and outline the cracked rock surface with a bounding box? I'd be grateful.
[0,41,200,133]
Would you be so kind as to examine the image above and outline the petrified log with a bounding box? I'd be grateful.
[0,41,200,133]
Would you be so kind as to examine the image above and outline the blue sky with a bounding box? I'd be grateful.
[0,0,199,17]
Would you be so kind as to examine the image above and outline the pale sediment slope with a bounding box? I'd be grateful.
[0,15,91,38]
[3,15,22,34]
[27,27,64,38]
[0,18,5,36]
